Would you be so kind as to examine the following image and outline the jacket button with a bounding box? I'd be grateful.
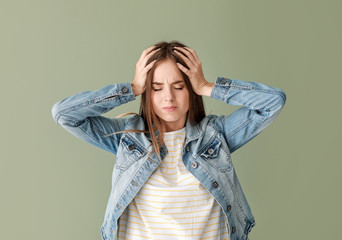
[232,226,236,233]
[208,148,214,155]
[122,85,128,93]
[212,181,218,188]
[186,146,190,152]
[220,78,227,84]
[227,204,232,212]
[128,144,135,150]
[192,161,198,168]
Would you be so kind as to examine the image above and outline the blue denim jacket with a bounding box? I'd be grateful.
[51,77,286,240]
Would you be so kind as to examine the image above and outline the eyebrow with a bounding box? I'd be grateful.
[152,80,184,85]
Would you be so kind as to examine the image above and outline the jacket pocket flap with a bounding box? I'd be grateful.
[200,138,221,158]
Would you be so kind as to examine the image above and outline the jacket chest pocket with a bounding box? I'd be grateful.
[115,136,144,171]
[199,137,232,172]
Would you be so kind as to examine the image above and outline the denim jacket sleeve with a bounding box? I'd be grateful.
[210,77,287,154]
[51,83,136,155]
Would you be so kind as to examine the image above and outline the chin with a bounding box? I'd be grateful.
[160,117,179,123]
[156,111,187,125]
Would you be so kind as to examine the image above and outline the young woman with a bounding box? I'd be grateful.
[51,41,286,240]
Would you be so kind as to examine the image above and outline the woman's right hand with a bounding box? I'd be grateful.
[131,46,158,96]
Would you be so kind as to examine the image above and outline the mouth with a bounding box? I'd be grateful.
[162,106,177,112]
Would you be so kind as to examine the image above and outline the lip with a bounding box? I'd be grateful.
[163,106,177,112]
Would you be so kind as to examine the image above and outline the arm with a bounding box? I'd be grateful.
[51,45,159,155]
[51,83,135,155]
[172,46,286,153]
[209,76,287,153]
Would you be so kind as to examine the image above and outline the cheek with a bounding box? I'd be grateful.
[151,92,156,103]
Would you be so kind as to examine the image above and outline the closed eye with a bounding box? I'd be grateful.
[153,87,183,91]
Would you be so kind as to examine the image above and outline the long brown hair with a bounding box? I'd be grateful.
[105,41,206,161]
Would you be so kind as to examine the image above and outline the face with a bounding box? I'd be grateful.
[151,59,190,132]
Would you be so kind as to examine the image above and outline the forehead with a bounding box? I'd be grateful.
[152,59,184,84]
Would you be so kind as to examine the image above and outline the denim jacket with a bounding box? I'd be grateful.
[51,77,286,240]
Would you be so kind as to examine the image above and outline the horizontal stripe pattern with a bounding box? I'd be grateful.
[118,127,229,240]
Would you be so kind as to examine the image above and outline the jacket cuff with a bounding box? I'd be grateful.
[113,82,136,104]
[210,77,232,100]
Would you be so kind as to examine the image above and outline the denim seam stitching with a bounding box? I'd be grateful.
[195,163,230,205]
[207,120,231,157]
[55,91,132,122]
[225,117,253,140]
[125,134,147,157]
[117,163,152,217]
[77,121,115,153]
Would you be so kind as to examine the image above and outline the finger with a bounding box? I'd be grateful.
[142,48,159,66]
[174,49,193,69]
[146,45,157,52]
[176,62,190,76]
[144,59,157,71]
[137,47,158,68]
[146,47,159,58]
[174,46,196,63]
[182,47,200,64]
[139,46,156,62]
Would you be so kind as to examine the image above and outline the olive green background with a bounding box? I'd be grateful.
[1,0,341,239]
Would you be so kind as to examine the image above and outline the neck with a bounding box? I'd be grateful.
[161,121,186,133]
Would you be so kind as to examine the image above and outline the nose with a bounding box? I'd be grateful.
[164,86,175,102]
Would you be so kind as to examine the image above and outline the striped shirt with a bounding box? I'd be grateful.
[117,127,229,240]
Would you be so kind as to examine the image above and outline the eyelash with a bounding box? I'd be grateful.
[153,87,183,91]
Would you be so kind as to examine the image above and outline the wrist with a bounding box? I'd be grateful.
[197,82,214,96]
[131,83,143,97]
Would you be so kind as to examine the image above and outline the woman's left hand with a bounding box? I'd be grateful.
[173,46,211,96]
